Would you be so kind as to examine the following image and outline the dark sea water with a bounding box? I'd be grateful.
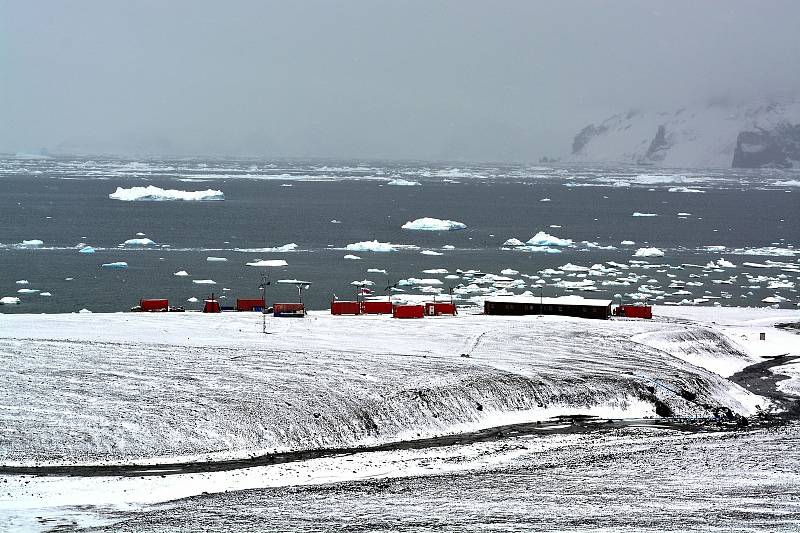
[0,156,798,313]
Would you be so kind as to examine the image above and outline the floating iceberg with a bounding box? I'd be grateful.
[346,240,397,253]
[109,186,224,202]
[0,296,21,305]
[17,288,39,294]
[15,280,29,285]
[174,270,189,276]
[236,243,298,253]
[206,257,228,262]
[101,261,128,269]
[503,238,525,246]
[343,254,361,260]
[620,240,636,245]
[122,238,156,247]
[192,279,216,285]
[398,278,443,286]
[17,239,43,248]
[402,217,467,231]
[79,246,96,254]
[39,292,52,297]
[526,231,573,247]
[367,268,387,274]
[421,250,443,256]
[187,297,199,303]
[246,259,288,267]
[632,212,658,217]
[634,247,665,257]
[387,179,421,186]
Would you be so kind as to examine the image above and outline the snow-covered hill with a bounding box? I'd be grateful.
[570,98,800,168]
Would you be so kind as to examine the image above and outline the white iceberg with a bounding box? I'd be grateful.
[387,179,421,186]
[620,240,636,245]
[634,247,665,257]
[421,250,443,256]
[0,296,21,305]
[109,186,224,202]
[526,231,573,247]
[346,240,397,253]
[174,270,189,276]
[17,239,43,248]
[632,212,658,217]
[15,280,29,285]
[17,288,39,294]
[402,217,467,231]
[367,268,387,274]
[79,246,96,254]
[187,297,199,303]
[192,279,216,285]
[40,292,52,297]
[246,259,288,267]
[101,261,128,269]
[236,243,298,253]
[398,278,443,286]
[540,198,551,202]
[122,238,156,247]
[206,257,228,262]
[78,308,92,314]
[503,238,525,246]
[343,254,362,260]
[500,268,519,275]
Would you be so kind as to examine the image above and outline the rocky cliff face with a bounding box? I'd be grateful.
[570,99,800,168]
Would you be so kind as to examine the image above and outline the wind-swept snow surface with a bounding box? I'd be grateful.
[109,186,224,202]
[0,308,781,464]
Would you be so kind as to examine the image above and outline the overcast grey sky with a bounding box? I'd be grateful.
[2,1,799,161]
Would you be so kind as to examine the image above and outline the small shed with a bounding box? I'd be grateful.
[393,304,425,319]
[274,303,305,317]
[236,298,265,312]
[362,301,393,314]
[614,304,652,319]
[331,301,361,315]
[203,298,221,313]
[139,299,169,312]
[425,302,457,316]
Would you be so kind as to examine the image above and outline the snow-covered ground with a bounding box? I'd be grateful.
[0,306,798,531]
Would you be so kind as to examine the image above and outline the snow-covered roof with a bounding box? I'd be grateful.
[485,295,612,307]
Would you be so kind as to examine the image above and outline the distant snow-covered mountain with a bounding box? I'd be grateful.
[570,99,800,168]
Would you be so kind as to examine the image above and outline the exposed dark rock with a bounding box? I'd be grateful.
[640,125,672,163]
[732,122,800,168]
[572,124,608,155]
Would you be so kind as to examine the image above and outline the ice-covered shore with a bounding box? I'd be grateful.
[1,306,796,466]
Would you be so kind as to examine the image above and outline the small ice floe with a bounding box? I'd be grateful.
[620,240,636,245]
[367,268,387,274]
[246,259,288,267]
[192,279,216,285]
[398,278,443,286]
[17,288,39,294]
[540,198,551,202]
[79,246,96,254]
[549,224,562,228]
[442,245,455,250]
[668,187,704,193]
[423,268,449,274]
[101,261,128,269]
[503,238,525,246]
[122,238,156,247]
[706,258,736,268]
[78,308,92,314]
[387,178,421,186]
[17,239,43,248]
[40,292,52,296]
[762,295,789,303]
[677,212,692,217]
[560,263,590,272]
[632,212,658,217]
[174,270,189,276]
[236,243,297,253]
[421,250,443,256]
[136,232,146,236]
[280,184,293,187]
[15,280,29,285]
[109,186,224,201]
[634,247,665,257]
[0,296,21,305]
[346,240,398,252]
[343,254,361,260]
[206,257,228,262]
[501,268,519,275]
[187,297,199,302]
[330,219,342,224]
[351,279,374,286]
[526,231,573,247]
[402,217,467,231]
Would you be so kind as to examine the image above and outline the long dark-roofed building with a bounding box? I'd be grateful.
[484,295,612,320]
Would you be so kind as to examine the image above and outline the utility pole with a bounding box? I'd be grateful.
[259,271,270,334]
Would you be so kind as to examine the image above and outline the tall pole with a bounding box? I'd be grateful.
[539,286,543,317]
[260,271,268,335]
